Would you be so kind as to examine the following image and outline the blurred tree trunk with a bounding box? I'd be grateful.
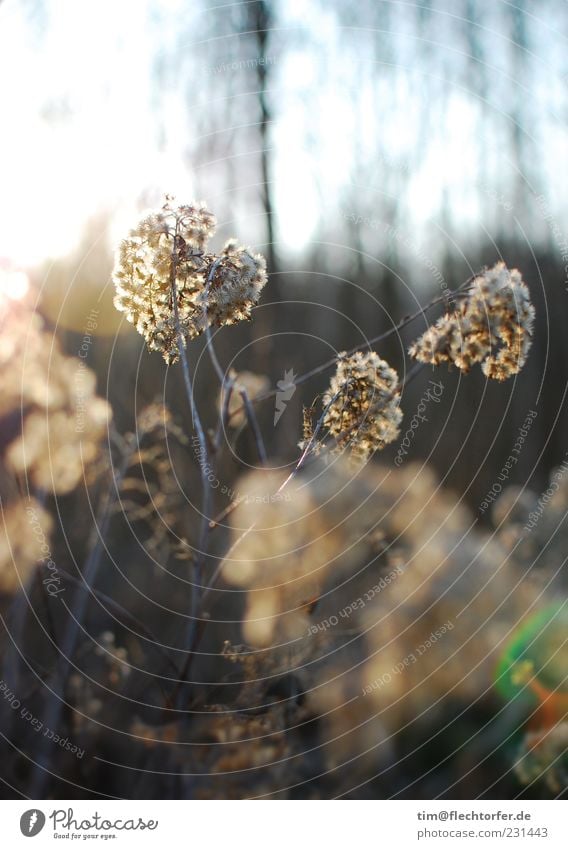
[241,0,278,368]
[246,0,277,277]
[509,0,538,218]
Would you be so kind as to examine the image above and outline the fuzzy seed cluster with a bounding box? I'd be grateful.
[323,350,402,461]
[408,262,535,381]
[113,199,267,362]
[218,369,270,429]
[1,303,111,494]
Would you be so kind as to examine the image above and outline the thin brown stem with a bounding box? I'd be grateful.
[227,276,474,422]
[239,388,267,464]
[168,225,215,698]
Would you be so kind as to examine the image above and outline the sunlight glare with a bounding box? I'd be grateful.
[0,269,30,301]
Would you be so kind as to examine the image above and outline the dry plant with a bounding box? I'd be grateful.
[2,197,563,800]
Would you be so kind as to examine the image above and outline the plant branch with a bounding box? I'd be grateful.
[30,447,131,798]
[228,276,474,421]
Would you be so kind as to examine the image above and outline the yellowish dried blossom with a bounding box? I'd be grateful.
[221,458,386,647]
[0,499,53,594]
[307,667,391,781]
[196,239,267,333]
[218,369,270,428]
[215,458,553,792]
[113,199,267,363]
[409,262,535,380]
[118,403,187,557]
[322,350,402,462]
[94,630,131,685]
[515,724,568,793]
[1,302,111,494]
[360,475,544,738]
[130,702,294,799]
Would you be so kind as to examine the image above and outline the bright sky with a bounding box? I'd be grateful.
[0,0,192,270]
[0,0,566,291]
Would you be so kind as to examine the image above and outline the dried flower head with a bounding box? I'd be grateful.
[218,369,270,428]
[68,630,132,730]
[0,499,53,594]
[409,262,535,380]
[94,630,131,685]
[118,403,187,557]
[493,464,568,578]
[220,457,406,648]
[113,198,267,363]
[1,301,111,494]
[322,350,402,461]
[130,700,296,799]
[220,455,551,795]
[515,724,568,794]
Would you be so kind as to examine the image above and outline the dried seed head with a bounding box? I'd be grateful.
[1,301,111,494]
[113,198,267,363]
[322,350,402,462]
[0,499,53,594]
[515,723,568,793]
[409,262,535,380]
[220,457,390,647]
[219,369,270,428]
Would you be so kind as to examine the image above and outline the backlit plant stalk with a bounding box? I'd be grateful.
[113,199,268,686]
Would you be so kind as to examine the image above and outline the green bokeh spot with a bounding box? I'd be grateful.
[494,602,568,702]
